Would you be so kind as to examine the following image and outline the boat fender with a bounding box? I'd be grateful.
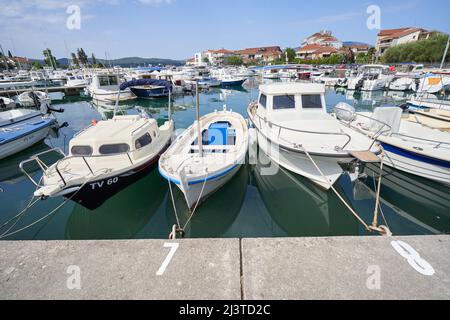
[91,119,98,126]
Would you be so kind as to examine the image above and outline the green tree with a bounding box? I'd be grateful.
[31,61,42,69]
[224,55,243,66]
[383,33,449,63]
[91,53,97,66]
[285,48,296,63]
[203,56,210,65]
[43,48,57,70]
[8,50,13,58]
[77,48,89,66]
[71,52,80,68]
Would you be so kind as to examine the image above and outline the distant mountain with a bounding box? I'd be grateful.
[29,56,185,67]
[343,41,373,47]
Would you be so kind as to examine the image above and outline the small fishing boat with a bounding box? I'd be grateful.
[407,96,450,111]
[0,115,57,160]
[65,74,89,87]
[21,113,174,210]
[219,75,247,87]
[0,96,15,110]
[336,105,450,186]
[247,83,382,189]
[193,77,222,89]
[159,84,248,209]
[389,77,415,91]
[16,91,49,107]
[124,79,172,99]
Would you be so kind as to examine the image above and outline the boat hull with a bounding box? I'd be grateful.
[61,142,171,210]
[130,87,169,99]
[255,130,350,190]
[181,164,242,209]
[0,119,55,160]
[380,142,450,186]
[221,79,246,87]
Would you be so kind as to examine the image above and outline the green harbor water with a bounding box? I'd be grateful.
[1,79,449,240]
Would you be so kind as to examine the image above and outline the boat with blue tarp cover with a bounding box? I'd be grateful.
[122,79,172,99]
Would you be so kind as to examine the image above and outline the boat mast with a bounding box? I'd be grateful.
[440,34,450,69]
[196,80,203,157]
[168,87,172,121]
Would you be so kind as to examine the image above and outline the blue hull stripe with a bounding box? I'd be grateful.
[381,142,450,168]
[0,119,54,145]
[159,163,240,186]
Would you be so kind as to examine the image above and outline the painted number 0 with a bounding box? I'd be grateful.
[156,243,179,276]
[391,241,435,276]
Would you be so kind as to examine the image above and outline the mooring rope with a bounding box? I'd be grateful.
[0,168,109,239]
[298,144,372,232]
[167,169,209,239]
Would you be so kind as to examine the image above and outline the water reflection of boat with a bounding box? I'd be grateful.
[362,163,450,233]
[253,152,359,237]
[165,165,248,238]
[65,170,166,239]
[0,142,60,184]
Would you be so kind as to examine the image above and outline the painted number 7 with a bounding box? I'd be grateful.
[156,243,179,276]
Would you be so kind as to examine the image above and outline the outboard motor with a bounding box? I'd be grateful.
[334,102,355,122]
[355,78,364,91]
[0,98,6,110]
[29,91,41,109]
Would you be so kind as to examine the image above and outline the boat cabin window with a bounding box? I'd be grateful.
[99,143,130,155]
[98,75,119,86]
[135,133,152,149]
[273,95,295,110]
[71,145,93,156]
[301,95,322,109]
[259,94,267,108]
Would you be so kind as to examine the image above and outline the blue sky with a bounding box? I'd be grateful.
[0,0,449,60]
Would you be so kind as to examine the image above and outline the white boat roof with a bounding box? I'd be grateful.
[71,115,155,146]
[259,83,325,95]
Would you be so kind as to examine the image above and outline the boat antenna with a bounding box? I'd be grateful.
[196,79,203,157]
[168,87,172,121]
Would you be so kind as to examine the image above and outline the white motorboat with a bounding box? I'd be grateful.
[247,83,381,189]
[21,114,174,210]
[347,65,393,91]
[159,104,248,209]
[336,105,450,185]
[407,96,450,111]
[0,96,15,109]
[16,91,49,107]
[88,73,137,103]
[389,77,415,91]
[65,74,89,87]
[413,74,450,94]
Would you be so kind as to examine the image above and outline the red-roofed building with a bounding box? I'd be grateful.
[296,44,340,60]
[234,46,282,64]
[376,27,431,57]
[302,30,343,49]
[203,48,235,65]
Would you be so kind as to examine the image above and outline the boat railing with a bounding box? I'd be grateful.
[20,147,135,188]
[335,107,450,150]
[390,133,450,149]
[248,104,352,150]
[19,147,66,188]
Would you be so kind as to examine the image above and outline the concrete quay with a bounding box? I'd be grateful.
[1,236,449,300]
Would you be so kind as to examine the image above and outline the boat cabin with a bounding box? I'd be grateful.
[255,83,342,132]
[91,74,120,91]
[69,115,160,161]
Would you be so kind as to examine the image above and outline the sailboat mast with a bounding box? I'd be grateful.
[196,80,203,157]
[440,35,450,70]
